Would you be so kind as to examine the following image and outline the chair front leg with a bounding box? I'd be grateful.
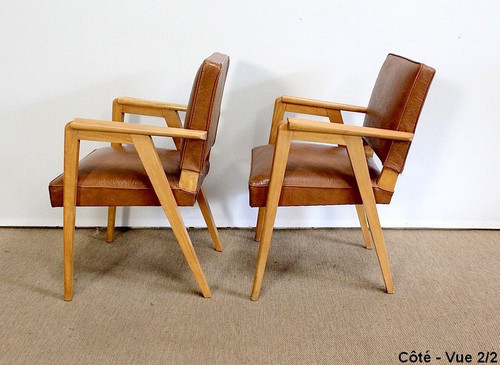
[346,137,394,293]
[355,205,372,249]
[251,126,292,301]
[197,187,223,252]
[132,135,211,298]
[63,126,80,301]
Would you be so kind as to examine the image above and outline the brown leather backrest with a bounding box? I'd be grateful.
[180,53,230,174]
[363,54,435,173]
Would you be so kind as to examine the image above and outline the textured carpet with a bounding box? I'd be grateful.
[0,228,499,364]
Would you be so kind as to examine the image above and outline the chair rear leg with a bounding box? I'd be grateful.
[346,137,394,293]
[254,207,266,241]
[106,207,116,243]
[355,205,372,249]
[197,187,223,252]
[361,201,394,293]
[133,135,211,298]
[167,204,212,298]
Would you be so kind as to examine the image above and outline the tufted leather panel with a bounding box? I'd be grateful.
[49,146,208,207]
[363,54,435,173]
[180,53,230,174]
[248,143,393,207]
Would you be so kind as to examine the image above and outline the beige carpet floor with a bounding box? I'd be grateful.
[0,228,499,364]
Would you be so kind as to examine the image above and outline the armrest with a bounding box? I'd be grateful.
[287,118,413,141]
[70,118,207,140]
[282,95,368,113]
[115,97,188,112]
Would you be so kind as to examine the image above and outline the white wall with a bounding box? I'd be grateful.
[1,1,499,228]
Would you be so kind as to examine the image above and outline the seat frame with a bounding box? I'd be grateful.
[251,95,414,300]
[62,97,223,301]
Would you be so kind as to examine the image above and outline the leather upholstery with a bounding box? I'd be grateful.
[248,54,434,208]
[49,146,208,207]
[363,54,436,173]
[248,143,393,207]
[181,53,230,174]
[49,52,229,209]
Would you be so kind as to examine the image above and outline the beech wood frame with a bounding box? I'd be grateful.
[63,97,223,301]
[251,96,411,300]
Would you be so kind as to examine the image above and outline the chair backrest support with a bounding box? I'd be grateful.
[363,54,435,174]
[180,53,230,184]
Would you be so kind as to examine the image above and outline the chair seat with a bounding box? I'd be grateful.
[248,142,393,207]
[49,146,207,207]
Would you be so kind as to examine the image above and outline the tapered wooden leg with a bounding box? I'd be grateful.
[106,207,116,243]
[254,207,266,241]
[197,187,223,252]
[346,137,394,293]
[251,126,292,301]
[63,126,80,301]
[355,205,372,249]
[132,135,211,298]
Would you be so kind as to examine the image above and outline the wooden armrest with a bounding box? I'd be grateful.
[115,97,188,112]
[281,95,368,113]
[69,118,207,140]
[287,118,413,141]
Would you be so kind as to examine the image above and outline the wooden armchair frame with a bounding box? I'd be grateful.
[251,96,412,300]
[63,97,223,301]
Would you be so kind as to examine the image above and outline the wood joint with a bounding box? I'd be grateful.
[162,109,183,150]
[364,144,374,157]
[111,99,125,147]
[269,97,287,144]
[327,109,343,124]
[377,167,399,191]
[179,170,199,193]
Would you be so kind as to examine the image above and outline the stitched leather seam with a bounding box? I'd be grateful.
[382,62,423,171]
[180,55,228,173]
[180,64,204,168]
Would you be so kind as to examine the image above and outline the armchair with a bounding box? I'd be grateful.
[249,54,435,300]
[49,53,230,300]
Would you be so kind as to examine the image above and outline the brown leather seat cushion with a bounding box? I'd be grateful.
[248,142,393,207]
[49,146,207,207]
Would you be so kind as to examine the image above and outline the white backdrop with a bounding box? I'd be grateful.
[1,1,499,228]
